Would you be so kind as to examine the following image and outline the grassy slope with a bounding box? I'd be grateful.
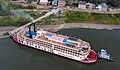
[0,11,46,26]
[63,10,120,25]
[0,16,30,26]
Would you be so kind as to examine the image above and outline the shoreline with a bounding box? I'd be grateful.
[0,23,120,39]
[40,23,120,32]
[62,23,120,30]
[0,26,18,39]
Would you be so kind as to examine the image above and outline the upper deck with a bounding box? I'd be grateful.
[17,29,91,52]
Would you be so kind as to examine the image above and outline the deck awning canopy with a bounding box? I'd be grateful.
[25,31,37,36]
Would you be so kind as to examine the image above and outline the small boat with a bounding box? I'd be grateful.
[97,49,114,62]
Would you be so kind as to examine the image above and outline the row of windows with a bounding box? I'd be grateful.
[54,47,80,57]
[55,48,79,57]
[19,37,64,49]
[55,46,79,53]
[19,37,82,56]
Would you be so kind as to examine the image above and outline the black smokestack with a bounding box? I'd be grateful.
[33,22,36,32]
[29,26,32,38]
[57,0,58,6]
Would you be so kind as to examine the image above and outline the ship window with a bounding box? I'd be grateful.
[67,52,69,54]
[69,52,71,54]
[68,51,70,54]
[58,49,60,51]
[65,50,67,53]
[60,49,62,52]
[54,47,56,50]
[61,50,63,52]
[75,54,77,56]
[72,53,74,55]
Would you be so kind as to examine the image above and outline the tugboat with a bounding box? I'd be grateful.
[97,49,114,62]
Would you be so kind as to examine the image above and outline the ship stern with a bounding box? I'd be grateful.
[81,50,97,63]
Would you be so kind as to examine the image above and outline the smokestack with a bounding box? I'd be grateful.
[29,26,32,38]
[33,22,36,32]
[57,0,58,6]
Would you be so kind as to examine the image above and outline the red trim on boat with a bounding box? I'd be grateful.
[12,34,18,42]
[80,50,97,63]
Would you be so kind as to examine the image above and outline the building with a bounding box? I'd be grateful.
[96,3,108,11]
[37,0,48,5]
[13,0,37,3]
[39,0,48,5]
[58,0,66,7]
[78,1,86,9]
[52,0,58,6]
[15,0,48,5]
[66,0,78,4]
[18,0,28,3]
[86,2,95,10]
[52,0,66,7]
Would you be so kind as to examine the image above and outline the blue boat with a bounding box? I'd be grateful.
[97,49,114,62]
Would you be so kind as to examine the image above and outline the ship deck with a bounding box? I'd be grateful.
[17,29,90,51]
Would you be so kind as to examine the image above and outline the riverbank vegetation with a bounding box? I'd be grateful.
[0,16,30,26]
[36,13,64,25]
[0,0,47,26]
[0,11,46,26]
[24,11,47,19]
[63,10,120,25]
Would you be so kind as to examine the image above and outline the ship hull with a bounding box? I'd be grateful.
[11,34,97,63]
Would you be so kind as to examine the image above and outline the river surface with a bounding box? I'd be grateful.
[0,28,120,70]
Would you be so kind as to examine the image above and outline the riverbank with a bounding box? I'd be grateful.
[62,23,120,30]
[0,23,120,39]
[63,10,120,25]
[0,26,17,39]
[38,23,120,32]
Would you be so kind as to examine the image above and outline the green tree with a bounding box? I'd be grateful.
[0,0,13,15]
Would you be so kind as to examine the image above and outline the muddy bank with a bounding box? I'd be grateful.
[38,23,120,31]
[0,23,120,38]
[0,26,18,39]
[62,23,120,30]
